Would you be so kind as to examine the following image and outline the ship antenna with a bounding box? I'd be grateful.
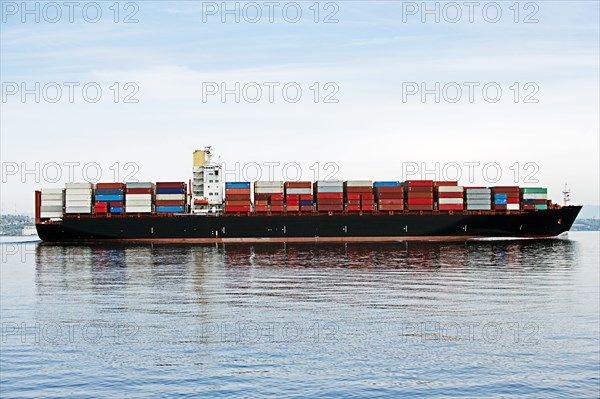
[562,183,571,206]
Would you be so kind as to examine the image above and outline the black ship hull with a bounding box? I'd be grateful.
[35,206,582,243]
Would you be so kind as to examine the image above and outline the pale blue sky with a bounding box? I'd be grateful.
[1,1,599,213]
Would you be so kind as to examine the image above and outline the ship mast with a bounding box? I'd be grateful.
[562,183,571,206]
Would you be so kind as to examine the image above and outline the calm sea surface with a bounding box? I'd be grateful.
[1,232,599,398]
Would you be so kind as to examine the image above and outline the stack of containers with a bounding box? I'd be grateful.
[343,181,373,212]
[465,187,492,211]
[65,182,93,214]
[125,182,154,213]
[225,182,251,213]
[373,182,404,211]
[521,187,548,210]
[492,186,520,211]
[314,180,344,212]
[95,183,125,214]
[254,181,284,213]
[405,180,434,211]
[435,181,463,211]
[155,182,186,213]
[285,182,312,212]
[40,188,64,218]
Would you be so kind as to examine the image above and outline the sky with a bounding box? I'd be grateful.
[1,0,599,214]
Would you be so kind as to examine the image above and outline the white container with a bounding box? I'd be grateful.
[465,188,491,194]
[285,188,312,195]
[507,204,520,210]
[41,205,63,212]
[125,206,152,213]
[156,194,185,201]
[41,200,63,207]
[126,194,152,201]
[65,182,93,189]
[65,206,91,213]
[438,198,464,205]
[255,181,284,187]
[315,186,343,193]
[125,199,152,206]
[66,194,93,201]
[65,188,93,195]
[126,182,154,188]
[466,194,491,200]
[437,186,464,193]
[255,187,284,194]
[41,194,64,202]
[522,193,547,200]
[40,211,63,218]
[466,204,491,210]
[344,180,373,187]
[316,180,343,187]
[40,188,63,196]
[466,199,491,205]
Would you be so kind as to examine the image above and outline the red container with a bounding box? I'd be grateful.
[225,206,251,212]
[439,204,464,211]
[156,182,186,188]
[271,205,284,212]
[317,198,344,205]
[318,205,344,212]
[434,181,458,187]
[300,206,313,212]
[317,193,344,199]
[255,205,268,212]
[109,201,124,207]
[374,187,404,193]
[407,192,433,199]
[347,200,361,205]
[96,182,125,189]
[376,192,404,199]
[535,199,547,204]
[407,198,434,205]
[361,193,374,200]
[225,200,251,206]
[522,204,536,210]
[507,198,519,204]
[406,180,433,187]
[407,204,433,211]
[361,205,374,211]
[126,188,152,194]
[270,194,284,201]
[378,199,404,205]
[287,205,300,212]
[270,201,284,206]
[379,204,404,211]
[255,200,268,206]
[94,201,109,207]
[285,181,312,189]
[300,194,312,200]
[347,205,361,211]
[494,204,508,210]
[346,193,361,200]
[227,194,251,201]
[156,200,185,206]
[345,186,372,193]
[437,192,463,198]
[225,188,250,195]
[407,186,433,192]
[286,194,299,200]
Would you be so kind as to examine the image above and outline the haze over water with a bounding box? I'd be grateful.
[1,232,599,398]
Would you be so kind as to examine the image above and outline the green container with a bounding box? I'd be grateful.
[522,188,547,194]
[535,204,548,210]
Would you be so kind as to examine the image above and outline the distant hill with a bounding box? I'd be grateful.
[577,205,600,220]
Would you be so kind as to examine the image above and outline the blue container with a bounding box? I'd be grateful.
[95,194,124,202]
[494,199,507,205]
[494,194,507,200]
[300,200,313,206]
[110,207,123,213]
[522,199,535,204]
[374,181,400,187]
[225,182,251,189]
[156,188,185,194]
[156,206,185,213]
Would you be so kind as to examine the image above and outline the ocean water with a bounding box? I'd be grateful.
[1,232,598,398]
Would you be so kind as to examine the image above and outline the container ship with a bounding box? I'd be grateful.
[35,147,582,243]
